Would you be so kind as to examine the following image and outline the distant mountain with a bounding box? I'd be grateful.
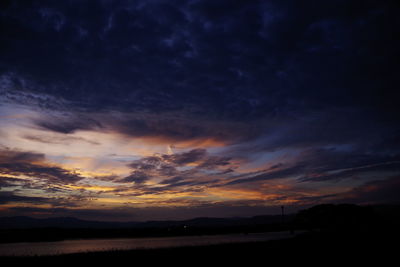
[0,214,292,229]
[1,204,399,243]
[0,216,137,229]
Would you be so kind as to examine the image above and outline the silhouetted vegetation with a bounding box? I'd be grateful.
[294,203,374,231]
[294,203,400,233]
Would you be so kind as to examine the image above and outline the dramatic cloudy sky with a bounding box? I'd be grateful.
[0,0,399,221]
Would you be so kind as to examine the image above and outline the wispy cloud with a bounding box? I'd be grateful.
[0,149,84,184]
[22,134,100,145]
[0,0,399,220]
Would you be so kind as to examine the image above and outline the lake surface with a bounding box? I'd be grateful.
[0,231,296,256]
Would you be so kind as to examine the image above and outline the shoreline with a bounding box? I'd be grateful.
[1,231,396,265]
[0,230,300,257]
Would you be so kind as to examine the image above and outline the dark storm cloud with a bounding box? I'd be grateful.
[25,110,257,143]
[121,149,230,181]
[299,161,400,182]
[125,148,229,178]
[120,171,150,184]
[0,162,83,184]
[111,117,228,142]
[128,156,162,171]
[1,0,400,217]
[0,0,398,156]
[0,190,51,204]
[159,176,184,185]
[121,149,234,189]
[33,116,103,134]
[0,186,98,207]
[1,0,399,119]
[197,154,232,169]
[339,176,400,204]
[225,163,307,186]
[22,134,100,145]
[224,107,400,158]
[297,175,400,205]
[0,176,23,187]
[222,147,400,186]
[117,149,232,195]
[0,149,84,184]
[0,149,45,163]
[292,147,400,183]
[162,149,206,165]
[1,0,397,156]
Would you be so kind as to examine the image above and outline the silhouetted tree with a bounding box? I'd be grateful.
[294,204,375,232]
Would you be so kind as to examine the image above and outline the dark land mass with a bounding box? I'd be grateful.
[0,213,291,229]
[1,203,399,243]
[1,204,400,265]
[0,213,295,243]
[1,228,398,265]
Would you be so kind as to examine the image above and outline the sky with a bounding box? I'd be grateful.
[0,0,400,221]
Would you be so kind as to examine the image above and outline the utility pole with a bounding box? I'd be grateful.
[281,205,285,225]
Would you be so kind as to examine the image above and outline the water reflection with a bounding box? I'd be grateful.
[0,231,295,256]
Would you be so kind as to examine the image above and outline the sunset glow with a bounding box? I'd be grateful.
[1,0,399,221]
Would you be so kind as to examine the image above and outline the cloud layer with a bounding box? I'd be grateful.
[1,0,400,220]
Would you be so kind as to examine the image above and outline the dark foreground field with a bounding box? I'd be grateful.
[1,229,398,266]
[2,204,399,265]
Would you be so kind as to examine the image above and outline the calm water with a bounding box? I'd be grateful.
[0,231,296,256]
